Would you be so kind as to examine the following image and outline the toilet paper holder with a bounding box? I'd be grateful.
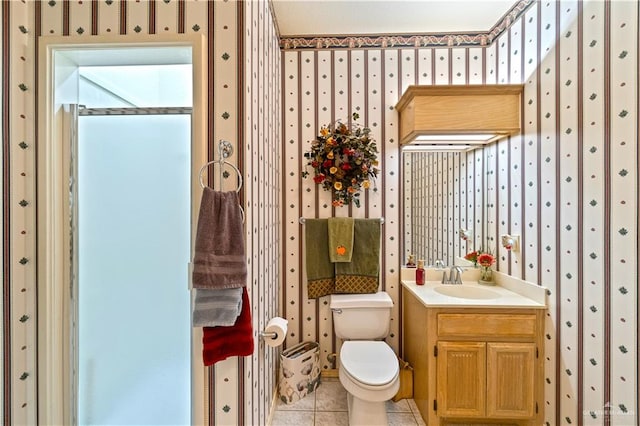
[262,316,288,346]
[260,330,279,340]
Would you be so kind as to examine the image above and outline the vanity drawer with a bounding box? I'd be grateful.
[437,313,537,339]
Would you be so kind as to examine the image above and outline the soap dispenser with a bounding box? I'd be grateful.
[416,260,425,285]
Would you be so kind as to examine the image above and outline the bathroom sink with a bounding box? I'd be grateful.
[434,285,500,300]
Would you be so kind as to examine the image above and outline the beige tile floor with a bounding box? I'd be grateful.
[271,378,426,426]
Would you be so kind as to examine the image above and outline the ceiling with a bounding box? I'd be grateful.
[271,0,518,37]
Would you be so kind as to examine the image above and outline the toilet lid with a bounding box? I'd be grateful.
[340,341,399,386]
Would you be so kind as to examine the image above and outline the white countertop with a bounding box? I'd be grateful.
[401,269,547,309]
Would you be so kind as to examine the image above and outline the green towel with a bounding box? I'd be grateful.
[304,219,335,299]
[328,217,354,262]
[335,219,380,294]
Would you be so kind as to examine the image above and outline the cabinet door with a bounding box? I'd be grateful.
[486,342,536,418]
[436,341,486,418]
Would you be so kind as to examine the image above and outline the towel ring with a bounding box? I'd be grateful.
[198,160,243,193]
[198,159,245,223]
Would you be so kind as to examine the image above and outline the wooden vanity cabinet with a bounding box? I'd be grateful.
[402,288,544,426]
[437,341,536,419]
[436,341,486,418]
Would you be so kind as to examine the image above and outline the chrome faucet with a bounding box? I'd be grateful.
[442,266,464,284]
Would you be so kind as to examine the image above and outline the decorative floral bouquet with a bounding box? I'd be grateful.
[464,249,496,283]
[464,249,495,268]
[302,113,379,207]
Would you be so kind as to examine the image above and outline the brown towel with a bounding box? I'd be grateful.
[192,188,247,289]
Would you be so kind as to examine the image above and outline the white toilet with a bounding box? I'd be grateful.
[330,291,399,426]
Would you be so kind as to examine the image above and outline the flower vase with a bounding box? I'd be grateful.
[478,266,495,285]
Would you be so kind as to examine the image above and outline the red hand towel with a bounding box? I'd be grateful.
[202,287,254,366]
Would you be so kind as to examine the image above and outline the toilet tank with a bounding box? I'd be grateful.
[329,292,393,340]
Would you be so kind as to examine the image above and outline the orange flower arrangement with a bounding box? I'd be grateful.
[465,248,496,283]
[464,249,496,268]
[302,113,379,207]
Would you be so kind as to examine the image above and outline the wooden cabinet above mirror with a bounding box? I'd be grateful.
[395,85,523,146]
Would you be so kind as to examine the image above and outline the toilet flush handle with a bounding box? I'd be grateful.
[331,308,343,314]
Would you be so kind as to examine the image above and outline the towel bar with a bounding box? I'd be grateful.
[299,217,384,224]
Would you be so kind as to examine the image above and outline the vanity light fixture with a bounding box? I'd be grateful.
[401,144,476,152]
[395,84,523,147]
[413,134,496,143]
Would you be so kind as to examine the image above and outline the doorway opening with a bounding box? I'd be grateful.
[37,36,207,426]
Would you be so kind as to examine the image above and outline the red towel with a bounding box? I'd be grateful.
[202,287,254,366]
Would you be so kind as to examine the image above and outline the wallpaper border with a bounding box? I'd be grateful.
[279,0,534,50]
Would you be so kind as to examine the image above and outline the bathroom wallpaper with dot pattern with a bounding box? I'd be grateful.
[1,1,281,425]
[281,1,637,425]
[2,1,638,425]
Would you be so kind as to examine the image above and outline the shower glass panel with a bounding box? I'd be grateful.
[77,113,191,425]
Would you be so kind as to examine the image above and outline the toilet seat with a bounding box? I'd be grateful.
[340,341,399,387]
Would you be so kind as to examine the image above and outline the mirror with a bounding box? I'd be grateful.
[402,147,486,267]
[397,85,522,268]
